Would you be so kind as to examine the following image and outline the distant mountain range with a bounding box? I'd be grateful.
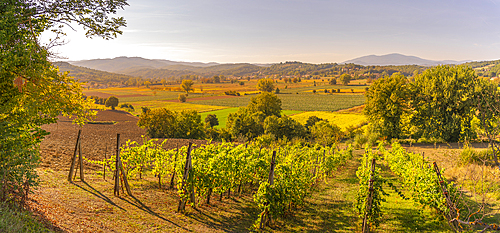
[342,53,469,66]
[69,54,471,74]
[69,56,221,73]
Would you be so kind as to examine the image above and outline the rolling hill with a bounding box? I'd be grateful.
[342,53,468,66]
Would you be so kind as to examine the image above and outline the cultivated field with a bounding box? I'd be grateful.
[290,111,367,130]
[83,79,367,115]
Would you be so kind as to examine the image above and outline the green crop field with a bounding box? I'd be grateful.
[191,93,365,111]
[291,111,367,130]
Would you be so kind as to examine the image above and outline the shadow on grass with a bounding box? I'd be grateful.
[71,181,125,211]
[185,195,260,233]
[117,195,189,231]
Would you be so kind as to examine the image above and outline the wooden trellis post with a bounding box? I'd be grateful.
[68,130,84,182]
[260,151,276,230]
[114,134,132,197]
[178,142,193,212]
[362,158,376,233]
[170,143,179,190]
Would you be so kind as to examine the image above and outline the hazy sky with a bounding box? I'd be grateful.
[46,0,500,64]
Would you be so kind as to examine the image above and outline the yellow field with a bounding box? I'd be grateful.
[290,111,367,130]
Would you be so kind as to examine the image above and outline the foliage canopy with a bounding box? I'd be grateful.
[0,0,127,203]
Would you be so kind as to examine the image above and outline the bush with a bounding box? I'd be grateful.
[178,94,187,102]
[119,103,134,111]
[224,90,240,96]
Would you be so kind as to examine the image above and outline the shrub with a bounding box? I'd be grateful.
[105,96,119,110]
[205,114,219,128]
[224,90,239,96]
[119,103,134,111]
[178,94,187,102]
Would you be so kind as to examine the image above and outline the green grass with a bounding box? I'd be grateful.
[191,93,366,112]
[0,203,52,233]
[200,108,302,128]
[377,162,451,232]
[200,108,239,129]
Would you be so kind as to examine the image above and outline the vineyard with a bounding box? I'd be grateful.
[82,136,354,230]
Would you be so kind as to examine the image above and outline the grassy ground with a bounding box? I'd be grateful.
[0,203,53,233]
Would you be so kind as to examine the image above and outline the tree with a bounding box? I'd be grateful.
[339,74,352,85]
[105,96,119,110]
[138,108,205,139]
[226,107,265,140]
[264,115,305,139]
[329,78,337,85]
[247,92,282,117]
[0,0,126,204]
[364,73,409,139]
[181,79,194,93]
[257,78,275,92]
[213,75,221,83]
[305,116,324,130]
[310,121,343,146]
[205,114,219,128]
[411,65,477,142]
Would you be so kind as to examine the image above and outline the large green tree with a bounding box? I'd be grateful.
[263,115,305,140]
[364,73,409,139]
[247,92,282,117]
[226,107,266,140]
[411,65,477,142]
[0,0,127,203]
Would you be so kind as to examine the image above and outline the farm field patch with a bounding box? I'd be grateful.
[124,101,227,115]
[291,111,367,130]
[191,93,366,111]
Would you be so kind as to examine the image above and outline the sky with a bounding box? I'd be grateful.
[45,0,500,64]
